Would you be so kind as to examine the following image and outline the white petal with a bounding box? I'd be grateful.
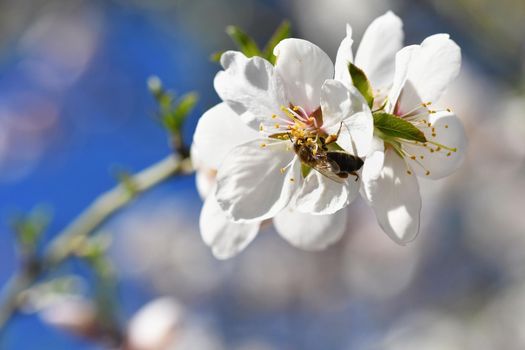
[386,45,419,113]
[362,149,421,244]
[274,207,347,251]
[200,191,260,259]
[191,103,259,170]
[398,34,461,112]
[215,139,300,222]
[214,51,287,130]
[195,169,216,199]
[321,79,373,157]
[334,24,354,87]
[293,170,359,215]
[404,111,467,179]
[355,11,404,91]
[274,38,334,114]
[361,137,385,183]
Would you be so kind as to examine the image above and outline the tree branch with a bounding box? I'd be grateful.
[0,154,193,330]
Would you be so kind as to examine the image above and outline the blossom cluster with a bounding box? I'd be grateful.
[191,12,466,259]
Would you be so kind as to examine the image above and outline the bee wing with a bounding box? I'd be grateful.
[311,159,347,184]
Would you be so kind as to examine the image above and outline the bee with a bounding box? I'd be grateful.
[291,124,364,182]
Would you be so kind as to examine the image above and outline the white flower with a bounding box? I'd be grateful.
[192,38,374,258]
[337,12,467,243]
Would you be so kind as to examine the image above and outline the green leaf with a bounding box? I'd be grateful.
[373,112,427,143]
[226,25,262,57]
[348,63,374,108]
[210,50,225,62]
[169,92,198,130]
[263,20,291,64]
[10,207,51,249]
[301,163,312,178]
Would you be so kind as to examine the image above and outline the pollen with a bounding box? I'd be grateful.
[272,114,277,119]
[425,170,430,176]
[410,155,416,160]
[446,108,451,112]
[445,124,449,128]
[420,155,424,159]
[447,152,452,157]
[260,143,267,148]
[280,167,286,174]
[432,133,437,137]
[290,177,295,182]
[259,124,264,131]
[274,123,280,129]
[406,170,412,175]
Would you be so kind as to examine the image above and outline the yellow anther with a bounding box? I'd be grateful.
[280,167,286,174]
[260,143,267,148]
[446,108,451,112]
[446,152,452,157]
[274,123,280,129]
[445,124,449,128]
[407,170,412,175]
[272,114,277,119]
[432,133,436,137]
[259,124,264,131]
[425,170,430,176]
[410,155,416,160]
[292,106,300,111]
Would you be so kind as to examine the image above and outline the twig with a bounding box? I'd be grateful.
[0,154,193,330]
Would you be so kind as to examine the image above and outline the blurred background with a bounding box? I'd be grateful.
[0,0,524,349]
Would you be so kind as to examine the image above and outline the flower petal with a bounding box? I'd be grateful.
[274,38,334,114]
[320,79,373,157]
[355,11,404,91]
[195,168,216,199]
[191,103,259,170]
[215,139,300,222]
[334,24,354,87]
[361,137,385,182]
[387,45,419,114]
[362,148,421,244]
[200,191,260,259]
[214,51,287,130]
[274,206,347,251]
[292,170,359,215]
[404,111,467,179]
[398,34,461,112]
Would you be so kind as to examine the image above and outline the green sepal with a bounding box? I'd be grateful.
[348,63,374,108]
[301,163,312,178]
[226,25,262,58]
[263,20,291,64]
[373,112,427,143]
